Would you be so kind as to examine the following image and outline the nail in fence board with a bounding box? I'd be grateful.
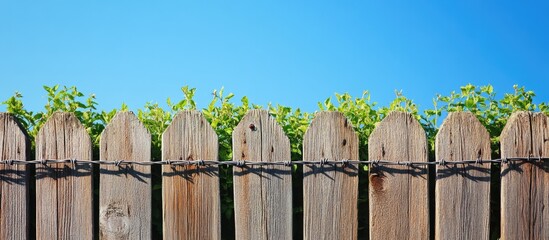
[501,111,549,239]
[303,111,359,240]
[368,111,429,239]
[0,113,30,239]
[233,109,292,240]
[435,112,491,240]
[162,111,220,239]
[99,112,151,239]
[35,112,93,239]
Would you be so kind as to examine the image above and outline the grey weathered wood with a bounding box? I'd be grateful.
[99,111,151,240]
[303,111,359,240]
[501,111,549,240]
[435,111,491,240]
[233,109,292,240]
[368,111,429,239]
[162,110,220,239]
[0,113,30,240]
[35,112,93,240]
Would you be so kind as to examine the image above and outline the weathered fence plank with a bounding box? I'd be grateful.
[303,111,359,240]
[233,109,292,240]
[368,111,429,239]
[435,112,491,240]
[0,113,30,240]
[35,112,93,239]
[99,111,151,239]
[162,110,220,239]
[501,111,549,239]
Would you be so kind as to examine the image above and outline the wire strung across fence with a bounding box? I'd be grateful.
[0,157,548,167]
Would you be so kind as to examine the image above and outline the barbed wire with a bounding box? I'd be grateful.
[0,157,547,167]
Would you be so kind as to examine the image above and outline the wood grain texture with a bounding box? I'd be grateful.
[162,110,220,240]
[435,111,491,240]
[501,111,549,240]
[35,112,93,240]
[303,111,359,240]
[233,109,292,240]
[0,113,30,240]
[99,111,151,240]
[368,111,429,240]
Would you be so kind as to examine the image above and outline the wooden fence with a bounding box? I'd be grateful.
[0,109,548,239]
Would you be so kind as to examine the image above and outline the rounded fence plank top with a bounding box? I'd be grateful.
[36,112,93,240]
[0,113,30,240]
[368,111,429,239]
[233,109,292,240]
[501,111,549,240]
[99,111,151,240]
[162,110,220,240]
[435,111,491,240]
[303,111,359,240]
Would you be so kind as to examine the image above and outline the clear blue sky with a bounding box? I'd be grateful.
[1,1,548,113]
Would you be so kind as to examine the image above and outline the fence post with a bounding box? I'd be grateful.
[0,113,30,239]
[162,110,220,239]
[35,112,93,239]
[233,109,292,240]
[368,111,429,239]
[501,111,549,239]
[303,111,359,240]
[435,111,491,239]
[99,111,151,239]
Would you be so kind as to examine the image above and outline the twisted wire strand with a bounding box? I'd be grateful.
[0,157,547,167]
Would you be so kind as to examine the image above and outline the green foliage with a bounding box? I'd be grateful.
[1,86,108,147]
[2,84,548,239]
[423,84,549,156]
